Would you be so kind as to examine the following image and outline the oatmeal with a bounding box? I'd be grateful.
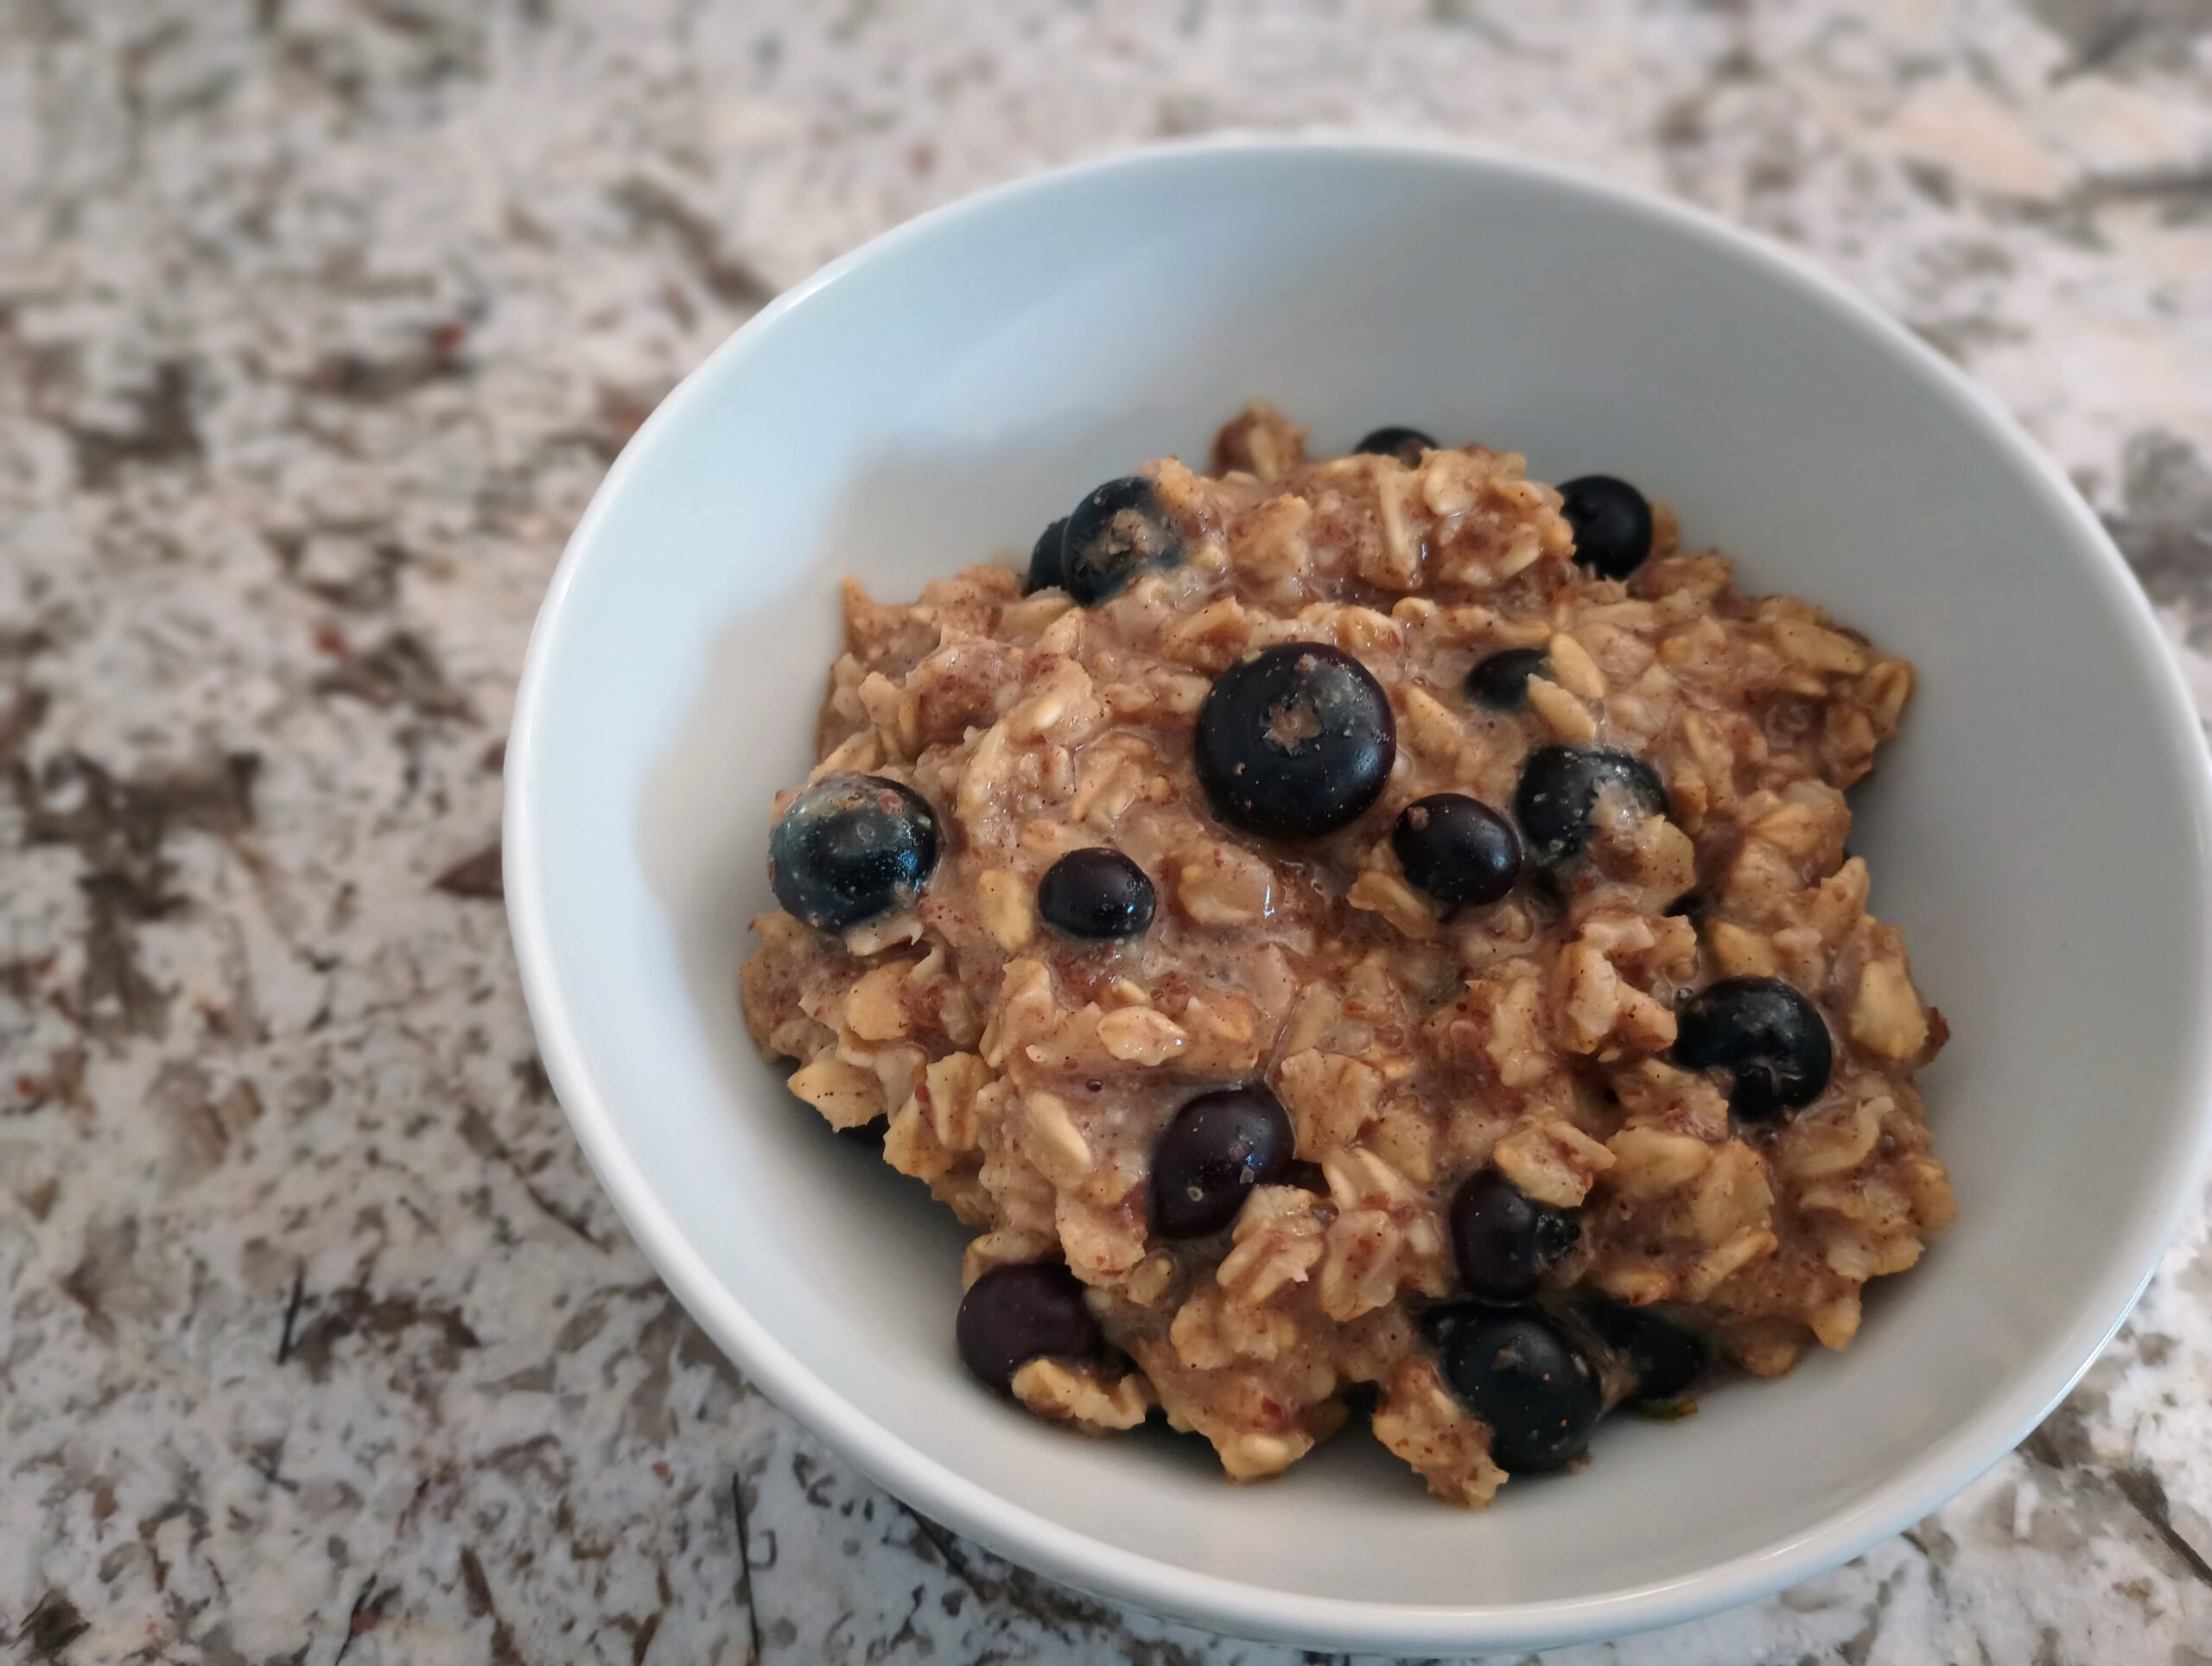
[740,404,1952,1505]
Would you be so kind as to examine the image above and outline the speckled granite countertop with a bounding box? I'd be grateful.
[3,2,2211,1662]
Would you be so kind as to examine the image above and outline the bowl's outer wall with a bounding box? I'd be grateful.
[507,142,2212,1651]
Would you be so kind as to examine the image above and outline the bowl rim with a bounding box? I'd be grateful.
[505,134,2212,1652]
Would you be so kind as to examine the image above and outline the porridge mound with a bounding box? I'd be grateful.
[740,404,1953,1505]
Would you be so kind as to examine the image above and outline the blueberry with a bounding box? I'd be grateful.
[1354,425,1438,467]
[1465,646,1548,711]
[1061,476,1183,605]
[1024,516,1069,595]
[956,1262,1103,1392]
[1512,744,1670,867]
[1037,849,1155,940]
[769,773,941,932]
[1149,1085,1295,1238]
[1393,794,1522,912]
[1439,1311,1603,1472]
[1586,1302,1707,1405]
[1672,976,1834,1120]
[1449,1169,1580,1303]
[1195,643,1396,839]
[1559,474,1654,580]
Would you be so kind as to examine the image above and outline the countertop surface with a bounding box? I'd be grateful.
[5,2,2212,1662]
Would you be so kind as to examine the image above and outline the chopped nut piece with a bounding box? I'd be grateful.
[787,1057,882,1129]
[844,961,913,1040]
[1220,1430,1307,1480]
[1851,954,1929,1060]
[1705,919,1778,979]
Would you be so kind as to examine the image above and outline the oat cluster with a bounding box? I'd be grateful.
[741,404,1952,1504]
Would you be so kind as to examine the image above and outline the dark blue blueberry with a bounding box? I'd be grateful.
[1037,849,1155,940]
[956,1262,1103,1392]
[1512,744,1670,867]
[1465,646,1549,711]
[1149,1085,1294,1239]
[768,773,940,932]
[1439,1311,1604,1472]
[1393,793,1522,912]
[1672,976,1834,1121]
[1024,516,1069,595]
[1559,474,1654,580]
[1450,1168,1580,1303]
[1061,476,1183,605]
[1586,1302,1707,1405]
[1195,643,1396,839]
[1354,425,1438,467]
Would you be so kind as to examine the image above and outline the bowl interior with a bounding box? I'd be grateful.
[510,144,2212,1643]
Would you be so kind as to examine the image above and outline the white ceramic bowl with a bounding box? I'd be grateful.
[506,139,2212,1653]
